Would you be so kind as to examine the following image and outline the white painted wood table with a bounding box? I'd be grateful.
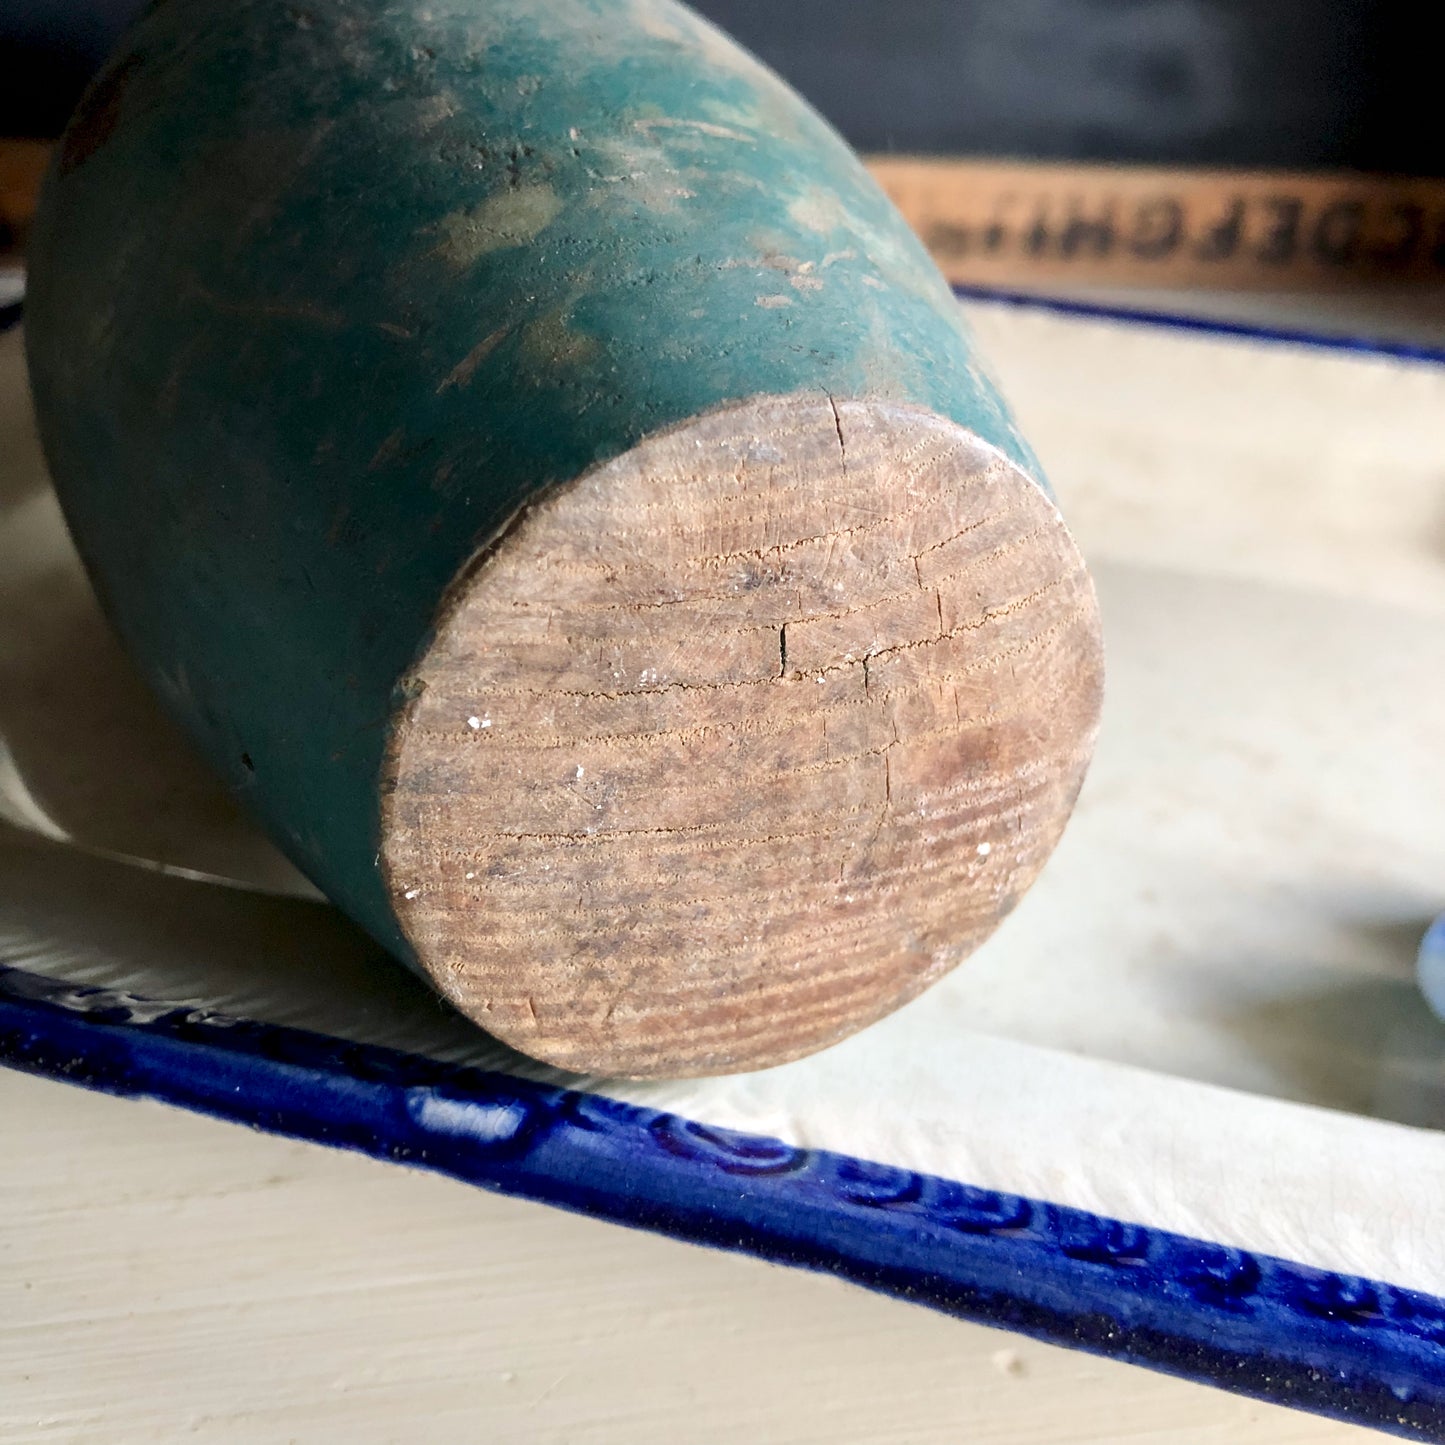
[2,1068,1372,1443]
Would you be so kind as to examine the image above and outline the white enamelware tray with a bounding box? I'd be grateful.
[3,295,1443,1437]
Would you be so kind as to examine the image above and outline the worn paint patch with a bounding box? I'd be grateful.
[629,1,689,46]
[413,90,462,127]
[634,116,754,145]
[699,97,769,133]
[433,183,563,267]
[519,307,600,370]
[788,186,851,237]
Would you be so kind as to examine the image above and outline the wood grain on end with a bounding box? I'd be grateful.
[381,396,1102,1077]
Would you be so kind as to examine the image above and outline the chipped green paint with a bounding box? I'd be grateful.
[26,0,1045,958]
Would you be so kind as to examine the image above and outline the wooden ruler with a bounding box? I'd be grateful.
[0,140,48,256]
[869,157,1445,289]
[8,137,1445,290]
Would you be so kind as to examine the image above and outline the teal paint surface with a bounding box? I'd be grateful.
[26,0,1043,959]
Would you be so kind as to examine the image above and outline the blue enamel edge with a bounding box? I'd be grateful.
[2,962,1441,1439]
[952,282,1445,367]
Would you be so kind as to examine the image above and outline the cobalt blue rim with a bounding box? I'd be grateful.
[2,961,1442,1440]
[952,281,1445,366]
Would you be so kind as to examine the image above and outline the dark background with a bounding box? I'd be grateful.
[0,0,1434,175]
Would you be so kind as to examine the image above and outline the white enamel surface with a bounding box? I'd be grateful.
[3,306,1444,1294]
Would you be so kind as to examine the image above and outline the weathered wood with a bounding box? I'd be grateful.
[24,0,1102,1075]
[384,397,1099,1074]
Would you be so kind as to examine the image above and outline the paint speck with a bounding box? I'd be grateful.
[404,888,421,900]
[977,842,992,856]
[991,1348,1025,1377]
[815,674,826,683]
[468,716,482,729]
[575,765,585,779]
[465,871,475,880]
